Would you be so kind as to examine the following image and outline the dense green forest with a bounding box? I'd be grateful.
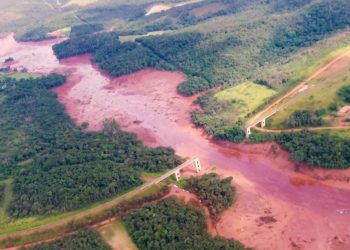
[0,75,181,217]
[24,229,111,250]
[53,32,120,59]
[70,24,104,37]
[338,85,350,103]
[185,173,235,220]
[264,0,350,59]
[248,130,350,169]
[123,198,251,250]
[285,110,323,128]
[275,131,350,168]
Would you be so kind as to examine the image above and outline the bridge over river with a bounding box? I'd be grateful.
[0,157,202,244]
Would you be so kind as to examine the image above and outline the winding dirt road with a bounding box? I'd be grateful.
[254,125,350,133]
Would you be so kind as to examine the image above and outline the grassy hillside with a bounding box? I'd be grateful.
[192,82,276,140]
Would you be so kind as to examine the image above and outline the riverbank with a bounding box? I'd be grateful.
[0,33,349,250]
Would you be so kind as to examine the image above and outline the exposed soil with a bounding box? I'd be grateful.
[62,0,99,7]
[145,0,202,16]
[145,4,172,16]
[190,3,227,17]
[336,105,350,126]
[0,34,350,250]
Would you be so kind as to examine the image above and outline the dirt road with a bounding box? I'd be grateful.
[248,48,350,128]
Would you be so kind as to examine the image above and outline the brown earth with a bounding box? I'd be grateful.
[190,3,227,17]
[336,105,350,126]
[0,34,350,250]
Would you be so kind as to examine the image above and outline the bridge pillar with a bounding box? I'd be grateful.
[174,170,181,181]
[194,158,201,173]
[260,119,266,128]
[246,127,251,138]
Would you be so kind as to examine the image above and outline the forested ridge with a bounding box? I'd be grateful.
[0,75,181,217]
[123,198,251,250]
[52,0,350,95]
[265,0,350,59]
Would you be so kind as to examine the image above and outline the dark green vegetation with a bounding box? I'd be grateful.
[266,0,350,57]
[338,85,350,103]
[53,32,120,59]
[0,75,181,217]
[24,229,111,250]
[53,32,173,76]
[0,184,5,204]
[18,26,54,42]
[277,131,350,169]
[139,32,240,95]
[70,23,104,37]
[286,110,322,128]
[4,58,14,63]
[123,198,250,250]
[185,173,235,220]
[192,93,246,142]
[249,130,350,169]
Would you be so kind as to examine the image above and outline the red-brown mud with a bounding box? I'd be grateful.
[0,34,349,250]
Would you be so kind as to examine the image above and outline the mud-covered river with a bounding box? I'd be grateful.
[0,34,349,250]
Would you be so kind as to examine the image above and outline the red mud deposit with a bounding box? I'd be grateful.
[1,34,350,250]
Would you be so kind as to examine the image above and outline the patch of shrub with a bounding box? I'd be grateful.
[185,173,235,220]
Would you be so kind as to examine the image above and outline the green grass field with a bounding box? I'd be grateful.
[215,81,277,119]
[217,81,276,120]
[193,81,276,135]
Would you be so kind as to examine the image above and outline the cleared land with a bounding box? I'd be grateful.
[215,82,276,119]
[145,0,203,16]
[269,50,350,128]
[99,221,138,250]
[62,0,99,7]
[248,46,350,129]
[193,82,276,136]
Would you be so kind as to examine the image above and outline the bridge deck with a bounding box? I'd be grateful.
[148,157,198,186]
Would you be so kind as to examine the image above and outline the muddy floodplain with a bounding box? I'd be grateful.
[0,34,350,250]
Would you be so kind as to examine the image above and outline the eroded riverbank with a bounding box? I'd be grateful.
[0,34,349,250]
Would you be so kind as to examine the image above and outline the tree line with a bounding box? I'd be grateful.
[24,229,111,250]
[123,198,252,250]
[0,75,181,217]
